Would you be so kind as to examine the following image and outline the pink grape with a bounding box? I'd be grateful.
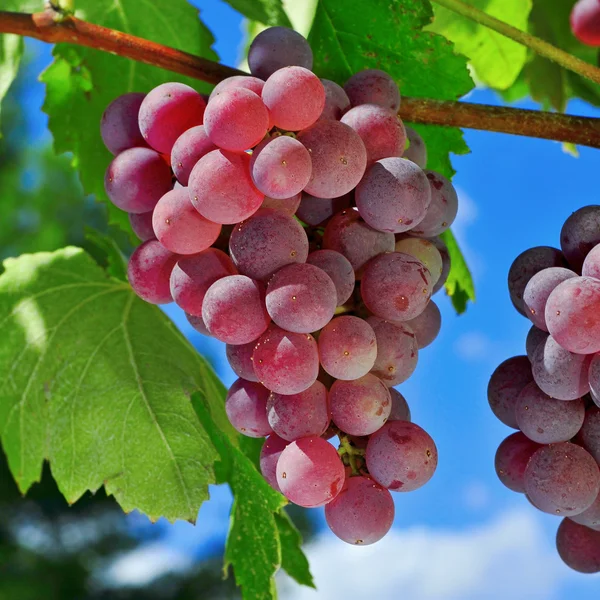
[226,379,272,438]
[170,125,216,186]
[532,335,592,400]
[276,436,345,507]
[405,300,442,349]
[582,244,600,278]
[325,476,394,545]
[526,326,548,362]
[129,211,155,241]
[323,208,395,276]
[319,79,351,120]
[170,248,237,316]
[104,147,172,213]
[507,246,567,315]
[250,135,312,199]
[570,489,600,531]
[429,236,451,294]
[344,69,400,111]
[248,26,313,80]
[579,406,600,463]
[410,171,458,237]
[152,188,221,255]
[209,75,265,100]
[253,325,319,394]
[127,240,178,304]
[267,380,330,441]
[329,374,391,436]
[260,193,302,216]
[296,193,351,227]
[318,316,377,380]
[306,249,355,306]
[395,236,443,285]
[185,312,211,336]
[515,381,585,444]
[226,341,259,382]
[189,150,263,224]
[487,355,533,429]
[100,92,146,155]
[297,120,367,198]
[524,442,600,516]
[556,518,600,573]
[361,252,433,321]
[202,275,270,345]
[495,432,542,493]
[138,82,206,154]
[366,420,437,491]
[367,317,418,386]
[545,276,600,354]
[260,434,289,492]
[204,87,269,152]
[560,205,600,271]
[228,208,309,281]
[388,388,411,422]
[403,126,427,168]
[571,0,600,46]
[591,356,600,408]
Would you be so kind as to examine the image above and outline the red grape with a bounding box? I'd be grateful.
[410,171,458,237]
[129,211,156,242]
[209,75,265,100]
[582,243,600,278]
[185,312,211,336]
[556,518,600,573]
[319,79,351,120]
[226,379,272,438]
[306,249,355,306]
[100,92,146,155]
[495,432,542,493]
[395,237,443,285]
[403,126,427,168]
[388,388,411,422]
[344,69,400,111]
[127,240,178,304]
[579,405,600,463]
[571,0,600,46]
[571,489,600,531]
[526,326,548,362]
[170,125,216,186]
[405,300,442,349]
[226,341,259,383]
[429,236,451,294]
[296,193,351,227]
[260,193,302,216]
[260,434,289,492]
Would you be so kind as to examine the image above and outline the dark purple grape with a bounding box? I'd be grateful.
[526,326,548,362]
[402,126,427,168]
[560,205,600,271]
[388,388,411,422]
[344,69,400,111]
[556,518,600,573]
[570,490,600,531]
[579,406,600,463]
[296,193,351,227]
[100,92,146,155]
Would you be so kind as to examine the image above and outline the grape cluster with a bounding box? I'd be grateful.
[571,0,600,47]
[101,26,455,546]
[490,205,600,572]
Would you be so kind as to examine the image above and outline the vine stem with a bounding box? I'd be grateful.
[1,9,600,148]
[431,0,600,86]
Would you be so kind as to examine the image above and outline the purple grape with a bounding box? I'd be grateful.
[152,188,221,255]
[267,380,330,441]
[532,335,592,400]
[556,518,600,573]
[104,147,172,213]
[323,208,395,276]
[325,476,394,545]
[226,378,272,438]
[410,171,458,238]
[507,246,567,315]
[296,192,351,227]
[253,325,319,394]
[318,316,377,381]
[367,317,418,387]
[297,120,367,198]
[361,252,433,321]
[591,356,600,408]
[495,432,542,493]
[560,205,600,271]
[170,248,237,316]
[306,249,355,306]
[202,275,270,345]
[515,381,585,444]
[344,69,400,111]
[127,240,178,304]
[129,211,156,242]
[260,193,302,216]
[545,276,600,354]
[366,420,437,491]
[209,75,265,101]
[228,208,309,281]
[402,126,427,168]
[579,406,600,463]
[395,237,443,285]
[341,105,406,165]
[571,489,600,531]
[189,150,263,225]
[276,436,345,508]
[429,236,451,294]
[250,136,312,199]
[248,27,313,80]
[582,243,600,278]
[329,374,391,436]
[526,326,549,362]
[100,92,146,155]
[185,312,211,336]
[319,79,351,120]
[260,433,289,492]
[388,388,411,422]
[226,341,259,382]
[138,82,206,154]
[170,125,216,186]
[487,356,533,429]
[405,300,442,349]
[524,442,600,516]
[265,263,337,333]
[355,157,430,234]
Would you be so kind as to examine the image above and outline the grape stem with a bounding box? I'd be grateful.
[2,9,600,148]
[337,434,365,476]
[431,0,600,87]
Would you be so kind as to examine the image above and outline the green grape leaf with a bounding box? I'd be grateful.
[441,228,475,314]
[39,0,218,239]
[0,247,235,522]
[276,510,315,588]
[83,227,128,281]
[307,0,473,182]
[222,0,292,27]
[427,0,532,90]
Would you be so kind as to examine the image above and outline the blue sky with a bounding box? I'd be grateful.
[13,0,600,597]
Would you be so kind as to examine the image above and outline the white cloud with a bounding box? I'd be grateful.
[279,508,573,600]
[454,331,493,362]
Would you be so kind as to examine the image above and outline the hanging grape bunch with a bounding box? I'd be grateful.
[489,205,600,572]
[102,26,457,546]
